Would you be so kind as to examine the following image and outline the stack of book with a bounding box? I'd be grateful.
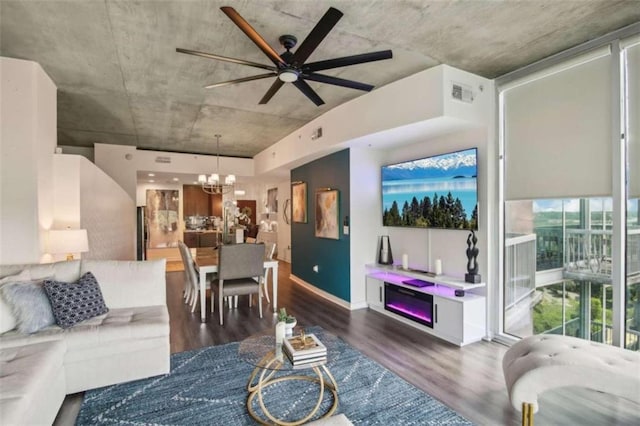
[282,333,327,367]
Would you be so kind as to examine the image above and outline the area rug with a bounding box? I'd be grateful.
[76,328,472,425]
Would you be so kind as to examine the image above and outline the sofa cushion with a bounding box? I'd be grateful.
[0,279,55,334]
[0,340,66,426]
[62,306,169,351]
[0,260,81,283]
[0,270,31,334]
[44,272,109,329]
[81,259,166,308]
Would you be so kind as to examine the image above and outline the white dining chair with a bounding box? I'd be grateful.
[261,241,276,303]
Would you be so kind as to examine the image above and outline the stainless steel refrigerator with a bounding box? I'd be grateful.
[136,206,147,260]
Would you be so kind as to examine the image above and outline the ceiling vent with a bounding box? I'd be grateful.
[451,82,474,103]
[155,156,171,164]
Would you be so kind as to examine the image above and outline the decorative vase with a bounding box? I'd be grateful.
[284,319,297,337]
[378,235,393,265]
[275,321,286,345]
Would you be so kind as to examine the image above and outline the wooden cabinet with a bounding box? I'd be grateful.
[183,185,210,216]
[210,193,222,217]
[183,232,198,248]
[183,185,223,217]
[199,232,218,247]
[183,231,220,248]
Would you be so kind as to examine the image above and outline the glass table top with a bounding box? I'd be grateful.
[238,327,339,371]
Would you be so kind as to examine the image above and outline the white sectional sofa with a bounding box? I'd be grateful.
[0,259,170,425]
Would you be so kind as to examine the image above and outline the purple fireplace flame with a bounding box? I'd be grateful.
[384,282,434,328]
[385,302,432,323]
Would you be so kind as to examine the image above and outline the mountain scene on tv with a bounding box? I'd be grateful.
[382,149,478,230]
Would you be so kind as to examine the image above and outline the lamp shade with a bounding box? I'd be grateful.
[49,229,89,256]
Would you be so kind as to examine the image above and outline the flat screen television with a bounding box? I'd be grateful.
[381,148,478,230]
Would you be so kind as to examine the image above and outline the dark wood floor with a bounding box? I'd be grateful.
[56,261,639,425]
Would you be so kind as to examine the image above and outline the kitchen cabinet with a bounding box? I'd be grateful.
[183,232,198,248]
[183,185,222,217]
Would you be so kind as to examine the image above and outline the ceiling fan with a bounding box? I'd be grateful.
[176,6,393,106]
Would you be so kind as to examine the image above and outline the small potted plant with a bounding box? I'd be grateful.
[278,308,297,336]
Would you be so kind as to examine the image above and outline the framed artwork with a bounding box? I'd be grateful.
[315,189,339,240]
[267,188,278,213]
[292,182,307,223]
[145,189,180,248]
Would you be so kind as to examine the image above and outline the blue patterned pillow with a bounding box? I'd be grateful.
[44,272,109,329]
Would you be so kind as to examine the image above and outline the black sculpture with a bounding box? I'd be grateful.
[465,230,481,283]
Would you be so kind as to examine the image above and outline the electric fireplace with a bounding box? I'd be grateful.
[384,282,434,328]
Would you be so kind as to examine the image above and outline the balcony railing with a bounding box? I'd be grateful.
[564,228,640,283]
[505,233,537,309]
[545,317,640,351]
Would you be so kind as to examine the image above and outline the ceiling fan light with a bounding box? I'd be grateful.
[278,70,298,83]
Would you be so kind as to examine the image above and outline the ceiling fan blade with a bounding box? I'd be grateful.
[293,79,324,106]
[259,80,285,104]
[303,73,374,91]
[205,73,276,89]
[292,7,343,66]
[220,7,286,67]
[303,50,393,72]
[176,48,277,72]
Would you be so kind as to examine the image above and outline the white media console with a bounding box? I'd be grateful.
[365,263,486,346]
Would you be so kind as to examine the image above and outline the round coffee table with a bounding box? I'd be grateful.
[238,327,339,425]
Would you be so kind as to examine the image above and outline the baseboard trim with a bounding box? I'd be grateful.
[289,274,359,311]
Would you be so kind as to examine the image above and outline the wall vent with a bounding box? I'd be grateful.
[311,127,323,140]
[451,82,474,103]
[155,156,171,164]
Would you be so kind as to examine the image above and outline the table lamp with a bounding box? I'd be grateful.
[49,228,89,260]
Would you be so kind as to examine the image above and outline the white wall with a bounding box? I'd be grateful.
[254,65,487,174]
[0,57,57,264]
[349,147,383,307]
[79,157,135,260]
[52,154,135,261]
[96,143,255,201]
[276,179,292,262]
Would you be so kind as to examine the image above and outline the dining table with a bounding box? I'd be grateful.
[193,247,279,322]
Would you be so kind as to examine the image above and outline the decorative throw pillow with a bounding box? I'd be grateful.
[0,270,32,333]
[0,279,56,334]
[44,271,109,329]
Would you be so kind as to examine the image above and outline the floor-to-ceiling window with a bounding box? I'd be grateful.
[499,28,639,350]
[624,35,640,350]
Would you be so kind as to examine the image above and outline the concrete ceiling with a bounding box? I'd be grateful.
[1,0,639,159]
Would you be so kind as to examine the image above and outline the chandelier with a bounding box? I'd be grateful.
[198,134,235,194]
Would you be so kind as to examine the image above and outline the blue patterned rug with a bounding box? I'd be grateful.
[76,328,472,425]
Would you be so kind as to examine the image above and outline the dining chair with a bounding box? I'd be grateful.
[177,241,198,311]
[261,241,276,303]
[212,243,265,325]
[180,242,215,313]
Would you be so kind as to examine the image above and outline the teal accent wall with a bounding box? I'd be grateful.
[291,149,350,301]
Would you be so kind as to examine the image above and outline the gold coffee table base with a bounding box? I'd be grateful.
[246,355,339,426]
